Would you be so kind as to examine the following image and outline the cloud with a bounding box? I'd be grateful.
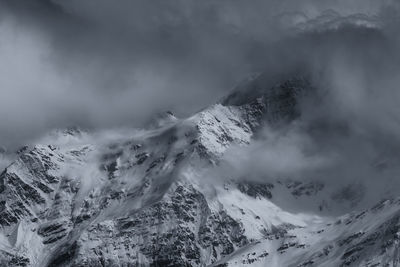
[0,0,399,151]
[2,0,400,213]
[219,124,334,181]
[193,1,400,209]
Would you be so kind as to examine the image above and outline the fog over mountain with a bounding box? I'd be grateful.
[2,1,400,266]
[3,0,400,192]
[0,0,399,146]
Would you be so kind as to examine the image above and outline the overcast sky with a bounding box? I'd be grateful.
[0,0,400,149]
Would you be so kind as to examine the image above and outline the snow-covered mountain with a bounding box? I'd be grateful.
[1,75,400,266]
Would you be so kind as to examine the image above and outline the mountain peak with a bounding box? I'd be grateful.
[0,74,398,267]
[148,110,178,129]
[222,73,312,106]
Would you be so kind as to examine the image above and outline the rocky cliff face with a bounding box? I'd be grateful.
[1,76,400,266]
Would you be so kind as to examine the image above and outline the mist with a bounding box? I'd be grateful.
[213,3,400,208]
[1,0,400,162]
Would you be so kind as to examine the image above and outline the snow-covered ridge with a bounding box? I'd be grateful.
[0,75,399,266]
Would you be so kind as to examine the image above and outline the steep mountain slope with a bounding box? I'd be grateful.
[1,75,400,266]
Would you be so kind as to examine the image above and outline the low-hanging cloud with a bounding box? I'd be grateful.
[212,4,400,209]
[0,0,400,153]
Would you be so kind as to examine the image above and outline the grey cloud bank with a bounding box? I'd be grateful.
[0,0,400,152]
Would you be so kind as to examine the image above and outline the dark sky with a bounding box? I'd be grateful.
[0,0,400,148]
